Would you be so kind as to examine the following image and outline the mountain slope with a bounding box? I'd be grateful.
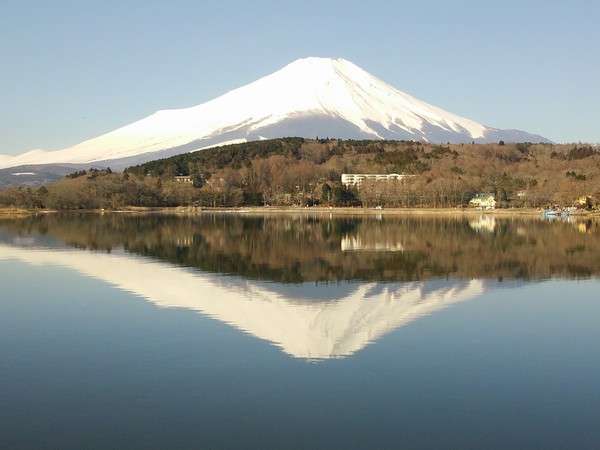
[1,57,550,170]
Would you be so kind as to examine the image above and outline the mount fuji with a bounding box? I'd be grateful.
[1,57,550,173]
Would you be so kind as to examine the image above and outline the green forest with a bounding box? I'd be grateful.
[1,138,599,209]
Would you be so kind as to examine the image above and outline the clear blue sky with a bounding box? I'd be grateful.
[1,0,599,154]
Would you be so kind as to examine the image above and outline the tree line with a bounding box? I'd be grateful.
[1,138,599,209]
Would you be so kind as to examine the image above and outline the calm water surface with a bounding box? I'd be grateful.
[1,213,600,449]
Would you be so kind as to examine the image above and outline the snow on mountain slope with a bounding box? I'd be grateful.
[1,57,550,170]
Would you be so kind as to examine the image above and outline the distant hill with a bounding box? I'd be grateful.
[0,164,92,188]
[126,137,308,177]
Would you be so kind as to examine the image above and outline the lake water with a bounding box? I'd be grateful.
[1,213,600,450]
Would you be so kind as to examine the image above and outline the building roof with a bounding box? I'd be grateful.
[471,193,495,199]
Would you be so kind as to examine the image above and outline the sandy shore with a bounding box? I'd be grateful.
[199,206,543,216]
[2,206,599,218]
[0,208,38,218]
[160,206,600,218]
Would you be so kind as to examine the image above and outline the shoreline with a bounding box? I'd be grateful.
[0,208,38,218]
[2,206,599,218]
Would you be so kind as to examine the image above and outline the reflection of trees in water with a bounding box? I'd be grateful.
[1,213,600,282]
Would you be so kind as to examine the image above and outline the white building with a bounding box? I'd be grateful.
[469,193,496,210]
[174,175,193,184]
[341,173,412,187]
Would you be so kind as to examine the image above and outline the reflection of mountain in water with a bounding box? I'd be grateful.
[0,244,485,359]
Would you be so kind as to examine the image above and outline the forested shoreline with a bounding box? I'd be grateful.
[1,138,599,210]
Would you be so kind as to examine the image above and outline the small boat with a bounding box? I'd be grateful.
[543,209,561,217]
[542,207,573,219]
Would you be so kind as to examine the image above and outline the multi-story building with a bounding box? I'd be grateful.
[341,173,412,187]
[174,175,193,184]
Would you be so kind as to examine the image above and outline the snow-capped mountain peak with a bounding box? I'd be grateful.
[0,57,549,170]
